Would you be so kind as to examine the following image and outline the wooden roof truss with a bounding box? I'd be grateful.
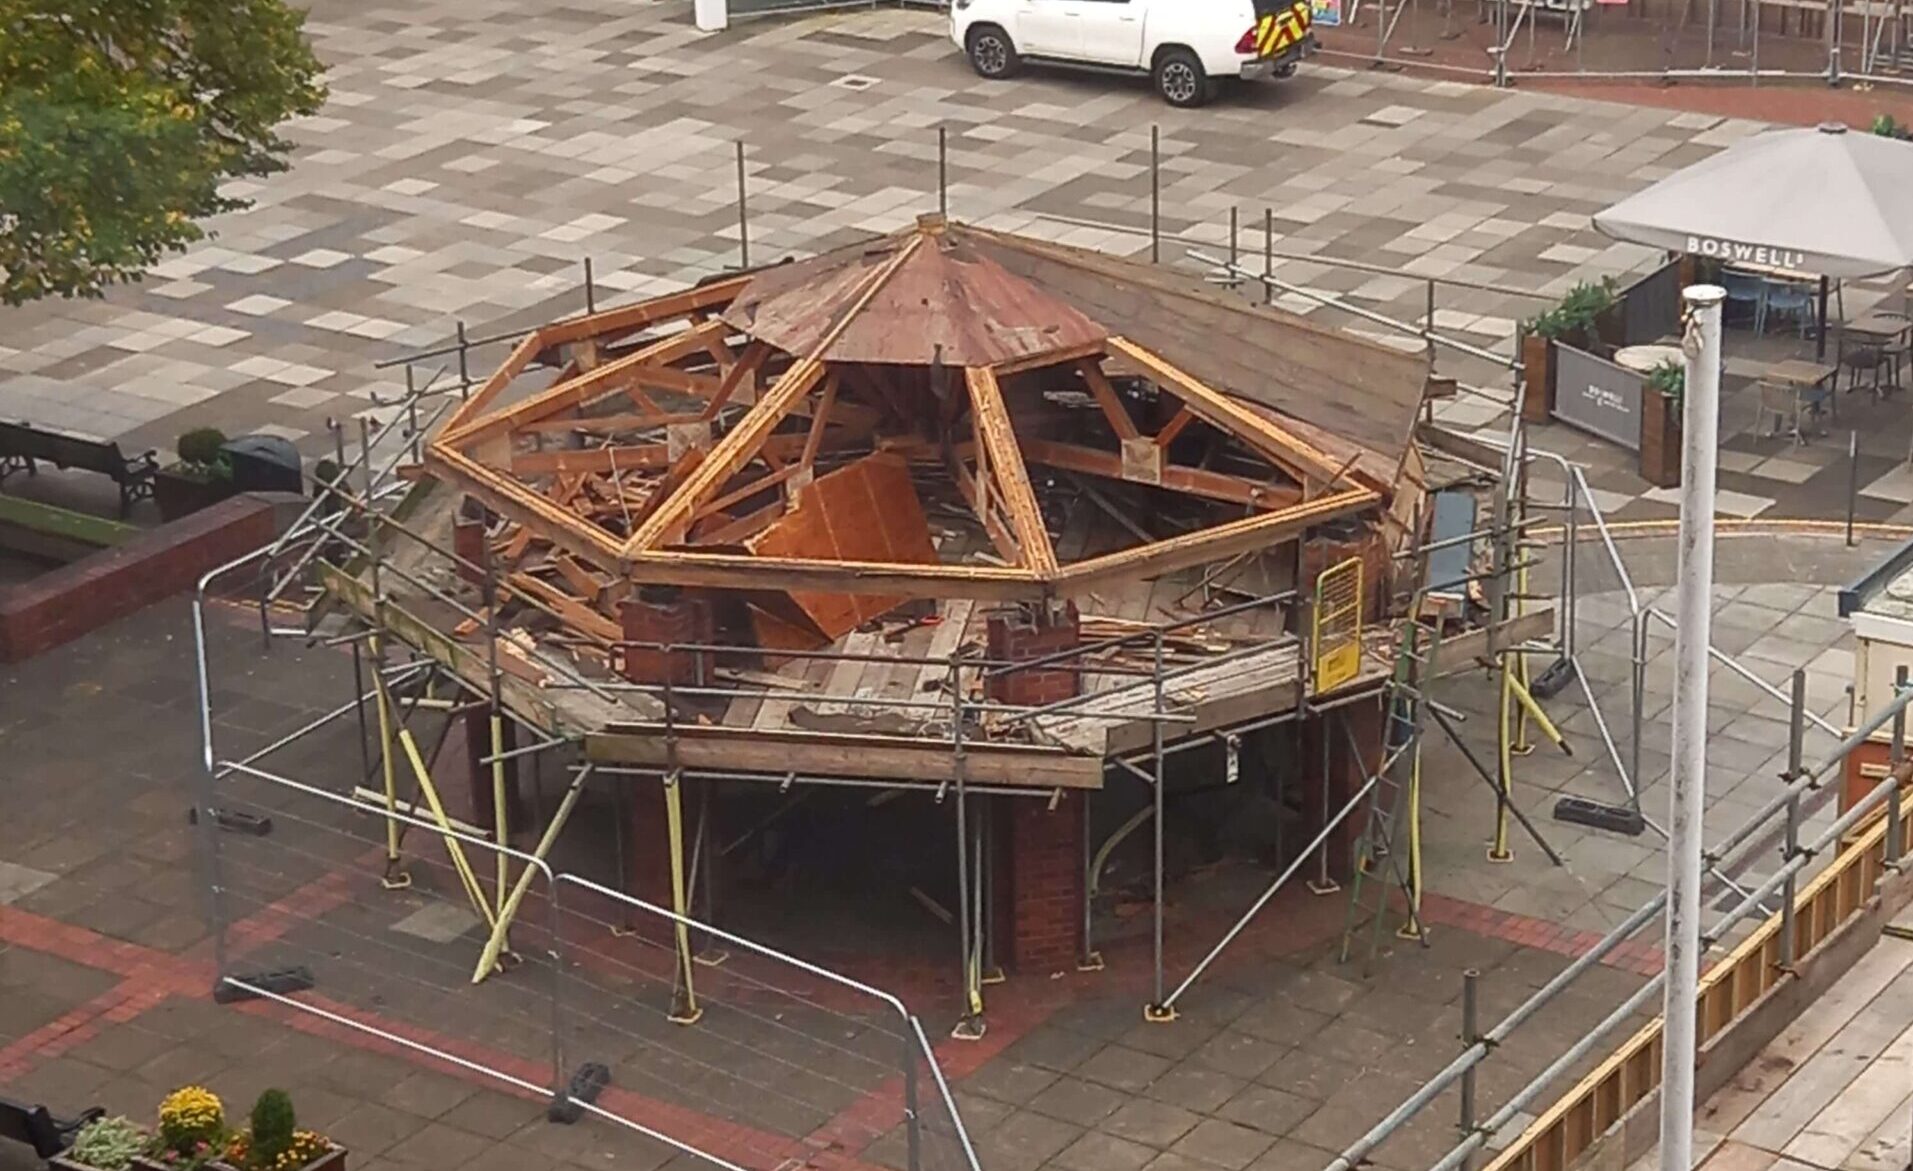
[424,224,1383,607]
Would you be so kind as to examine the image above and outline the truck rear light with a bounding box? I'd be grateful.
[1235,25,1260,53]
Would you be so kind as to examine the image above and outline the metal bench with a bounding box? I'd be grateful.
[0,420,158,516]
[0,1094,101,1159]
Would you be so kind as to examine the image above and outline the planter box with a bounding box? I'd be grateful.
[1638,386,1682,488]
[129,1149,345,1171]
[212,1152,345,1171]
[1520,333,1555,423]
[153,466,237,522]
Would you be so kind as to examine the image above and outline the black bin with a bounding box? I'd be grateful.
[222,434,303,494]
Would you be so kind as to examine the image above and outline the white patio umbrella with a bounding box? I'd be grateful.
[1594,122,1913,280]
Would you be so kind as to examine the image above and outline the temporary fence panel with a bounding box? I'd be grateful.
[193,580,982,1171]
[1552,344,1643,451]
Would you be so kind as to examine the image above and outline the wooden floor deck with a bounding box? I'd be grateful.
[1629,914,1913,1171]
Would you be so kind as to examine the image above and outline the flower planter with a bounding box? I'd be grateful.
[1638,385,1682,489]
[1520,333,1555,423]
[129,1149,345,1171]
[209,1151,346,1171]
[153,466,237,522]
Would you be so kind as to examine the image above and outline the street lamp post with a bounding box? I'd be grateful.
[1661,283,1725,1171]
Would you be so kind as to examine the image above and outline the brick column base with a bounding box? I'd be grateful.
[1005,793,1086,975]
[986,602,1081,708]
[625,782,673,909]
[1302,699,1384,881]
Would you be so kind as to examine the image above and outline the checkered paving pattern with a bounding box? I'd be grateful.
[0,0,1782,474]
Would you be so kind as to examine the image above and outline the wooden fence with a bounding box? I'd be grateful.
[1482,784,1913,1171]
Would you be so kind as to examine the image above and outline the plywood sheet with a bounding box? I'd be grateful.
[748,452,939,640]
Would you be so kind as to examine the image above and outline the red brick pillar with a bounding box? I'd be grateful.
[462,708,521,837]
[452,496,489,585]
[986,602,1082,707]
[1302,699,1383,880]
[615,587,713,687]
[625,782,673,909]
[1005,793,1086,975]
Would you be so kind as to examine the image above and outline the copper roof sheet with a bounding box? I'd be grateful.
[723,232,1107,368]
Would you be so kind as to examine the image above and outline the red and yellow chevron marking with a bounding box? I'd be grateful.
[1254,2,1314,55]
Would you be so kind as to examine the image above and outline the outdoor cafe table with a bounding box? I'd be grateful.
[1841,313,1911,347]
[1759,358,1839,443]
[1614,343,1685,375]
[1765,358,1839,391]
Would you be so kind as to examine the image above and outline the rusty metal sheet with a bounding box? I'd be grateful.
[723,232,1107,369]
[747,452,939,639]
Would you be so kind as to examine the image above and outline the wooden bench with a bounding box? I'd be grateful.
[0,1094,101,1159]
[0,421,158,516]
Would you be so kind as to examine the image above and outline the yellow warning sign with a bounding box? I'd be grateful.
[1313,557,1364,694]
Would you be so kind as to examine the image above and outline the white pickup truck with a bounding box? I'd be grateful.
[951,0,1316,107]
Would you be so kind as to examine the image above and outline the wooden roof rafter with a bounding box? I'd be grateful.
[620,234,928,557]
[441,318,737,450]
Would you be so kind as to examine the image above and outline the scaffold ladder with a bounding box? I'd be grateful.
[1338,620,1434,970]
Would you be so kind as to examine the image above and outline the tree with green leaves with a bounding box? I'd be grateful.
[0,0,327,305]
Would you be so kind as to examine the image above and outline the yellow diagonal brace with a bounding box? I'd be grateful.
[472,765,592,983]
[664,776,702,1024]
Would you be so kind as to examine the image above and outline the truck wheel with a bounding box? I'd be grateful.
[1154,49,1209,108]
[967,25,1020,79]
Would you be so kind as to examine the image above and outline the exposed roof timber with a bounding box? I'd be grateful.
[1019,439,1300,509]
[443,319,734,449]
[1077,359,1141,442]
[537,275,749,349]
[624,548,1047,601]
[423,444,625,568]
[967,367,1058,576]
[1105,336,1344,487]
[992,339,1105,380]
[441,330,543,438]
[623,235,927,556]
[698,340,771,420]
[624,359,827,552]
[1055,486,1377,591]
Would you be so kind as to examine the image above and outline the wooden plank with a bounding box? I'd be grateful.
[624,235,924,554]
[1154,406,1197,449]
[991,339,1105,379]
[699,339,770,420]
[1021,438,1299,509]
[444,319,733,448]
[512,443,673,477]
[1780,1018,1913,1169]
[508,573,620,644]
[800,370,841,470]
[440,330,544,438]
[1078,360,1141,442]
[1108,335,1344,486]
[424,444,625,568]
[1032,639,1306,756]
[1057,487,1377,593]
[624,548,1046,601]
[586,726,1104,789]
[967,366,1059,576]
[624,359,825,550]
[1424,607,1558,676]
[538,275,749,348]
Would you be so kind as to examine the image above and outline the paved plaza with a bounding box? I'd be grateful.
[0,529,1891,1171]
[0,0,1756,472]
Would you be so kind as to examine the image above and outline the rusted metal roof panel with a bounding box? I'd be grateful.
[723,233,1107,368]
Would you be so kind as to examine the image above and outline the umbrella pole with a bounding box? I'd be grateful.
[1817,276,1830,361]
